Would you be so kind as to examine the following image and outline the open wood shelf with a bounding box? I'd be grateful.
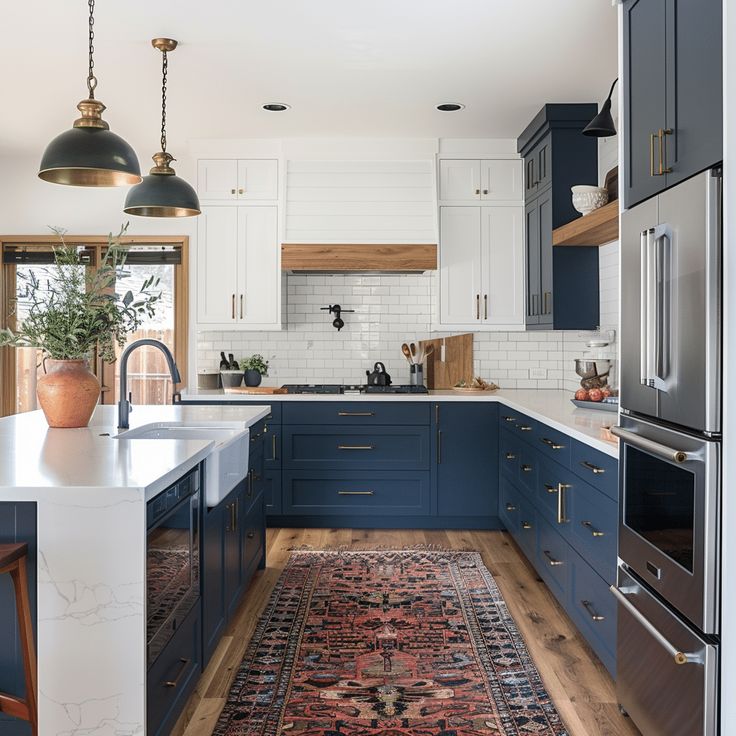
[552,200,619,247]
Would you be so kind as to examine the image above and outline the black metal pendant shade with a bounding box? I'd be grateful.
[124,158,200,217]
[583,78,618,138]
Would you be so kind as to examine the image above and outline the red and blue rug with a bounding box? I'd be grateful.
[213,549,568,736]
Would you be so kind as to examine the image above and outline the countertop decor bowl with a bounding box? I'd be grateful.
[572,185,609,216]
[220,369,243,389]
[575,359,611,380]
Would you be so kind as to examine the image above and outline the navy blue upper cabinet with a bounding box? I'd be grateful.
[434,402,499,518]
[518,104,600,331]
[623,0,722,209]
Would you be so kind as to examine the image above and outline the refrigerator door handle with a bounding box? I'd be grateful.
[640,228,657,387]
[640,229,649,386]
[653,224,672,391]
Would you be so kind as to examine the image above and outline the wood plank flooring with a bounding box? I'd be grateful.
[172,528,640,736]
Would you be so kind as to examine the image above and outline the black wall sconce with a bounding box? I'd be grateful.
[320,304,354,331]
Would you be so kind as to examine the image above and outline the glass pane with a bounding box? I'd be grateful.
[624,445,696,572]
[113,262,175,405]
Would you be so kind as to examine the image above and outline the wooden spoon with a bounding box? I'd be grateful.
[401,343,413,364]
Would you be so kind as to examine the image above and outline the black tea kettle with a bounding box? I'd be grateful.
[366,362,392,387]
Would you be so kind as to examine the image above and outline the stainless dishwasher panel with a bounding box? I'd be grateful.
[613,565,718,736]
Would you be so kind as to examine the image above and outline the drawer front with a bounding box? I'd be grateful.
[569,548,617,675]
[242,494,265,573]
[499,429,521,480]
[283,426,430,470]
[569,482,617,584]
[263,403,282,423]
[283,471,430,516]
[499,477,520,534]
[499,410,537,443]
[516,494,538,562]
[536,424,572,467]
[517,444,538,497]
[147,603,202,736]
[571,440,618,501]
[283,402,430,426]
[536,518,569,604]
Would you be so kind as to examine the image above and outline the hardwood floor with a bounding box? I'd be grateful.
[172,528,640,736]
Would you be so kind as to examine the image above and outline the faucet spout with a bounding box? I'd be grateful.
[117,338,181,429]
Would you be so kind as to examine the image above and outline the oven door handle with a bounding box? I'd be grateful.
[610,585,704,666]
[610,426,693,464]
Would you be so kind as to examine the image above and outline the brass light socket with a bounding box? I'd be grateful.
[152,38,178,52]
[73,98,110,130]
[150,151,177,175]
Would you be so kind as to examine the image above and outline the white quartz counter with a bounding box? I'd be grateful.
[181,387,619,458]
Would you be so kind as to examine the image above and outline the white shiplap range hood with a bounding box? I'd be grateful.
[280,160,437,273]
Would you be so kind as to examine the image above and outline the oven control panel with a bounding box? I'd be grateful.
[147,467,200,528]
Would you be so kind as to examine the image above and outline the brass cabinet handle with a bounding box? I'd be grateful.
[231,294,236,319]
[580,460,605,475]
[337,444,374,451]
[338,411,375,417]
[521,463,533,473]
[475,188,481,195]
[248,469,253,497]
[505,452,516,460]
[224,503,232,532]
[232,498,238,531]
[338,490,374,496]
[521,521,532,530]
[557,483,571,524]
[271,433,277,460]
[240,294,244,319]
[484,294,488,319]
[543,291,551,315]
[545,483,557,494]
[437,429,442,464]
[503,415,518,423]
[238,187,245,195]
[581,520,604,537]
[435,403,440,424]
[247,531,255,539]
[476,294,480,320]
[519,425,532,432]
[541,437,565,450]
[231,188,236,195]
[543,550,563,566]
[164,658,191,688]
[581,599,605,622]
[650,132,658,177]
[482,189,489,195]
[505,503,517,512]
[658,128,673,174]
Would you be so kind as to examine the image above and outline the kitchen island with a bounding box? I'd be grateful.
[0,403,269,736]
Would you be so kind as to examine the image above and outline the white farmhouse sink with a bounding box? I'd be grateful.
[115,423,249,507]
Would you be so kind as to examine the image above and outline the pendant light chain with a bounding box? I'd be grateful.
[86,0,97,98]
[160,49,168,154]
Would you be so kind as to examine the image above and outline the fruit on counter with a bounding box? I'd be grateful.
[574,388,590,401]
[454,376,500,391]
[588,388,604,402]
[601,386,612,398]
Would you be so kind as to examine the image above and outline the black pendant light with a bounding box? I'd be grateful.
[124,39,200,217]
[582,78,618,138]
[39,0,141,186]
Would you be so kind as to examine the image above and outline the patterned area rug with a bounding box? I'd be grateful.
[213,549,568,736]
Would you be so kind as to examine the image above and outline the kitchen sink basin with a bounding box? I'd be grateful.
[115,423,249,507]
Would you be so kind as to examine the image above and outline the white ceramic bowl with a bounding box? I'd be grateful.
[571,185,609,216]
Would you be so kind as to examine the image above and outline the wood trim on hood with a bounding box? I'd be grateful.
[281,243,437,272]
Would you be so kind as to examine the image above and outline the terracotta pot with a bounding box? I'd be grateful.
[36,359,100,428]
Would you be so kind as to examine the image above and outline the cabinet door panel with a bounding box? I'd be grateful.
[480,160,523,201]
[238,206,279,326]
[197,206,239,324]
[439,207,482,325]
[525,200,541,325]
[481,206,524,325]
[198,159,238,200]
[439,159,481,201]
[538,190,554,326]
[665,0,722,186]
[237,159,278,200]
[623,0,668,208]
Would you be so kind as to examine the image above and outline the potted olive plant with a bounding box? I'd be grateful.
[242,354,269,387]
[0,226,161,428]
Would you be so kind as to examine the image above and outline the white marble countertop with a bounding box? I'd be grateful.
[0,403,271,501]
[181,388,619,458]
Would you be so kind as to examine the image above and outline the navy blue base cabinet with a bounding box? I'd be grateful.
[0,503,36,736]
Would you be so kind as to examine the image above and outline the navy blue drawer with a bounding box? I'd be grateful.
[499,476,520,534]
[263,403,282,423]
[571,440,618,501]
[283,401,430,426]
[283,471,430,516]
[536,424,572,467]
[536,518,569,604]
[499,429,521,480]
[242,494,265,574]
[568,547,617,676]
[500,410,537,443]
[517,444,538,498]
[569,483,617,585]
[516,494,537,562]
[283,426,430,470]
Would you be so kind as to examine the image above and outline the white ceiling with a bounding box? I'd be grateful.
[0,1,617,156]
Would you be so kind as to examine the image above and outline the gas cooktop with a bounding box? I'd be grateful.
[282,384,429,394]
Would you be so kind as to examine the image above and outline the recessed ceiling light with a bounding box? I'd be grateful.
[436,103,465,112]
[263,103,291,112]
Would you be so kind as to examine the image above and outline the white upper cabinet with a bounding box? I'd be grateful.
[198,159,278,201]
[197,205,280,329]
[439,159,523,202]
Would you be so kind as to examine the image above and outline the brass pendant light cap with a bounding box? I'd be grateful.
[150,151,177,175]
[73,98,110,130]
[152,38,178,52]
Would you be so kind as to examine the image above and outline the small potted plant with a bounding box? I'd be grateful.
[0,226,161,428]
[242,354,269,387]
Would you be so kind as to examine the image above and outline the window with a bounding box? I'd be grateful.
[0,236,189,417]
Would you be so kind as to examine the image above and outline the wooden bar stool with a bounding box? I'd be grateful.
[0,543,37,736]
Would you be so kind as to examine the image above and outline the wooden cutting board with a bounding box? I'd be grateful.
[224,386,288,394]
[418,333,474,389]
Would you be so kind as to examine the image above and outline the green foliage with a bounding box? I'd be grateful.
[241,353,269,376]
[0,225,162,362]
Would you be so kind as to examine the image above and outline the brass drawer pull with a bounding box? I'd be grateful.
[505,452,516,460]
[505,503,517,512]
[557,483,571,525]
[581,520,604,537]
[476,294,480,320]
[475,188,481,195]
[580,460,605,475]
[338,411,375,417]
[484,294,488,319]
[581,599,605,622]
[650,132,658,177]
[231,188,236,195]
[521,521,532,530]
[337,444,374,451]
[543,550,563,567]
[240,294,244,319]
[338,490,374,496]
[545,483,558,494]
[541,437,565,450]
[658,128,673,174]
[165,658,191,688]
[503,416,517,423]
[272,433,277,460]
[521,464,533,473]
[231,294,236,319]
[519,425,532,432]
[247,531,255,539]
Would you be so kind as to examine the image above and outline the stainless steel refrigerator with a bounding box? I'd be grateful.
[613,167,722,736]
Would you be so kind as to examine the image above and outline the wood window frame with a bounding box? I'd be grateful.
[0,235,189,417]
